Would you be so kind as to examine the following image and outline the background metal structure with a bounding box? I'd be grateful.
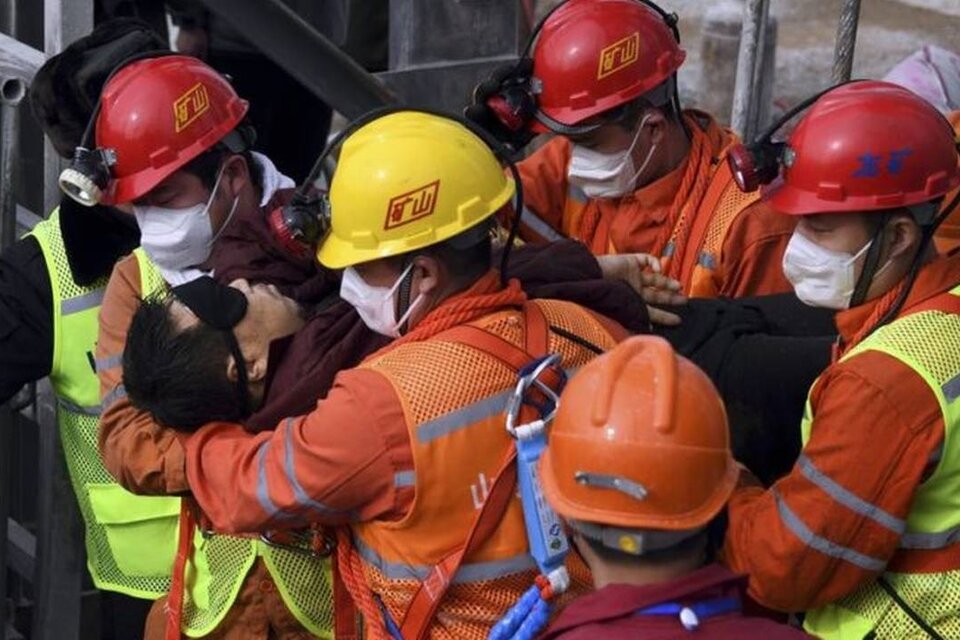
[730,0,771,141]
[832,0,862,83]
[198,0,396,118]
[1,0,90,636]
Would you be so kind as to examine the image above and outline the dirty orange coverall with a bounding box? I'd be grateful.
[183,273,627,639]
[517,110,795,298]
[96,255,314,640]
[933,110,960,254]
[723,251,960,612]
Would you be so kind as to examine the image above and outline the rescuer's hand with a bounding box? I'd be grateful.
[597,253,685,327]
[464,59,538,153]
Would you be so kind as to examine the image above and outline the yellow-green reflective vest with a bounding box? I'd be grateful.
[133,249,336,638]
[801,284,960,640]
[28,212,180,599]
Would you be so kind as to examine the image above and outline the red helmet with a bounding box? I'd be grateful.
[531,0,685,132]
[767,80,960,216]
[95,55,249,205]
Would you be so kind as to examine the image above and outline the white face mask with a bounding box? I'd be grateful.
[133,166,239,275]
[340,264,424,338]
[567,114,658,199]
[782,230,890,310]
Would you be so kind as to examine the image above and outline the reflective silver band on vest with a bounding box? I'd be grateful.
[942,371,960,402]
[94,353,123,373]
[697,252,717,270]
[57,396,101,417]
[416,368,580,445]
[61,288,105,316]
[798,454,906,535]
[519,207,565,242]
[774,489,886,571]
[417,389,513,444]
[900,524,960,550]
[354,536,536,583]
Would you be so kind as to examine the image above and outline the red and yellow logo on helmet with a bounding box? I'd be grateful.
[173,82,211,133]
[384,180,440,230]
[597,32,640,80]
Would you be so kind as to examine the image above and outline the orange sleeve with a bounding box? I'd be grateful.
[96,256,188,495]
[513,137,573,243]
[723,350,944,612]
[718,200,795,298]
[185,367,413,533]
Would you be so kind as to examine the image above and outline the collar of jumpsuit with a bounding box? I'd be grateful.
[833,250,960,350]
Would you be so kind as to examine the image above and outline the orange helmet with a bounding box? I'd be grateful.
[530,0,685,133]
[540,336,736,554]
[94,55,249,205]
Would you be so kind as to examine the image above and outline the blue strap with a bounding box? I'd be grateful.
[635,596,740,629]
[374,594,404,640]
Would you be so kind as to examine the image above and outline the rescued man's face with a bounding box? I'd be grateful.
[168,279,305,369]
[227,279,306,358]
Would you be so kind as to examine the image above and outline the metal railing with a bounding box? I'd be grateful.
[1,0,91,636]
[731,0,864,140]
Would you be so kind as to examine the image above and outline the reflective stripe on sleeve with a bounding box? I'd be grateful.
[797,454,906,535]
[519,207,564,242]
[774,489,887,571]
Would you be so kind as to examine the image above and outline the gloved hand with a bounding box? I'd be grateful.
[464,58,538,153]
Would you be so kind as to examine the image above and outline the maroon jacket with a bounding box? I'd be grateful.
[541,565,811,640]
[210,215,650,430]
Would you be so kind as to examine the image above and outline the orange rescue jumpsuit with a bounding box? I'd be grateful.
[96,254,315,640]
[184,273,628,639]
[723,251,960,612]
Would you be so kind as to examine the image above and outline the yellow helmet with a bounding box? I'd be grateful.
[317,111,516,269]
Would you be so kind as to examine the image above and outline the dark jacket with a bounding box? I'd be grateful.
[0,198,138,403]
[541,564,811,639]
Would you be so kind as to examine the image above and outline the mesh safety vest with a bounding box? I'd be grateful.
[132,248,336,638]
[29,212,179,599]
[801,284,960,639]
[352,299,619,639]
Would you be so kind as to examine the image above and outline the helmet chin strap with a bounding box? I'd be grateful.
[395,256,417,335]
[849,213,891,308]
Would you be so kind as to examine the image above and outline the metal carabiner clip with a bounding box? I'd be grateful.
[505,353,565,438]
[260,527,336,558]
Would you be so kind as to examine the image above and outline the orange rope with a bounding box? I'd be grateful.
[663,115,713,273]
[336,529,388,640]
[389,275,527,349]
[837,278,910,359]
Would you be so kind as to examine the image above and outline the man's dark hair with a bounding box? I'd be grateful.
[580,509,728,566]
[598,76,682,129]
[394,222,494,290]
[123,294,245,431]
[181,132,264,198]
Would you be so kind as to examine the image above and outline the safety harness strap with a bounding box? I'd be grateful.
[166,500,197,640]
[398,301,554,640]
